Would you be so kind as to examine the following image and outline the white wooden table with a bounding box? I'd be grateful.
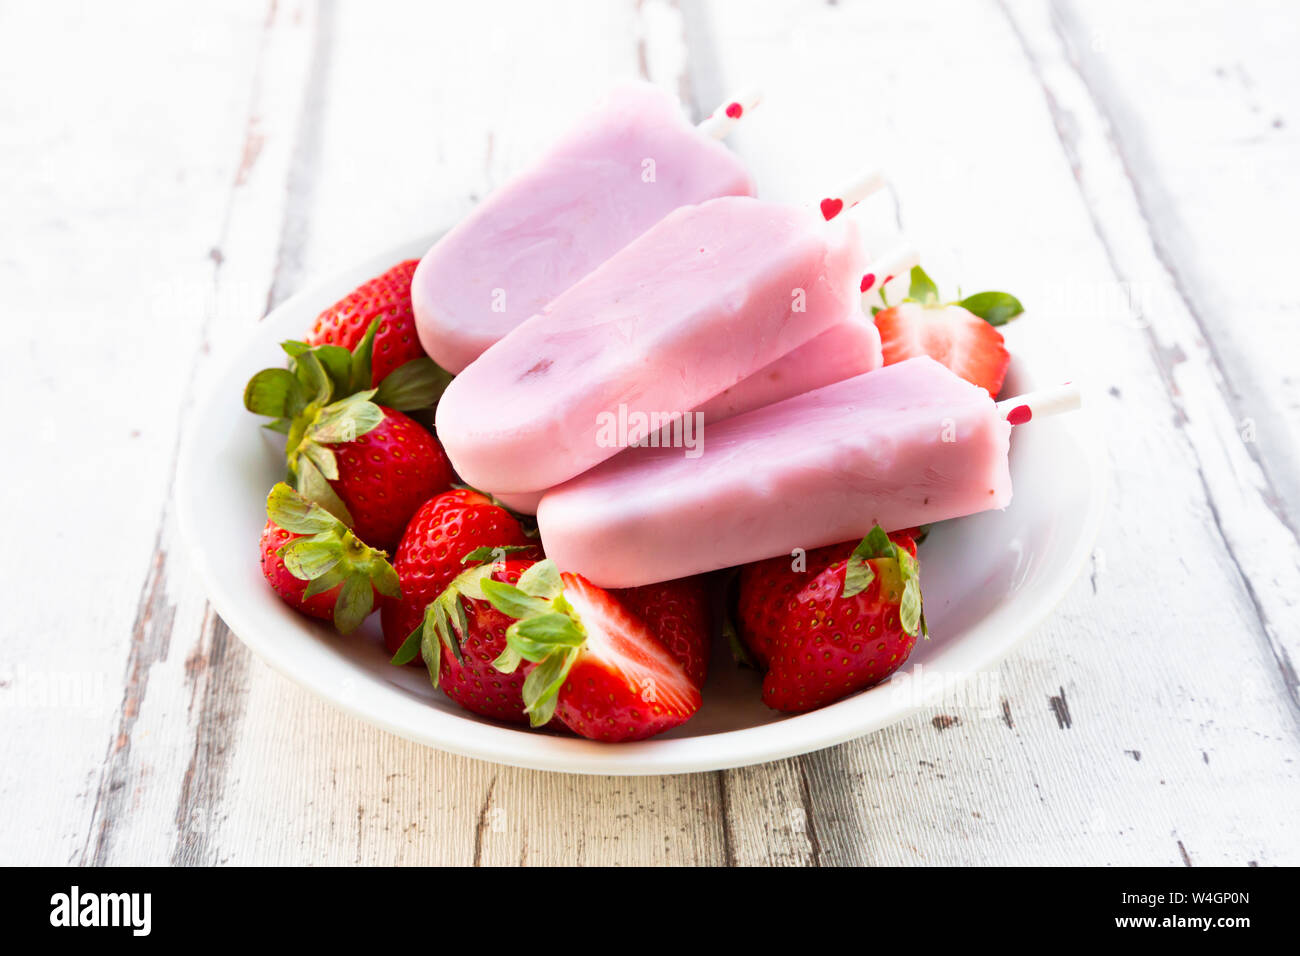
[4,0,1298,866]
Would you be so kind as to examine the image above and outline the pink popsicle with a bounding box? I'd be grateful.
[412,82,755,374]
[694,315,882,423]
[492,488,544,515]
[436,195,867,494]
[536,357,1013,588]
[487,320,880,513]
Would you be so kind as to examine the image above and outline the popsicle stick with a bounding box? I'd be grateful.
[859,241,920,302]
[997,383,1081,424]
[818,167,887,221]
[697,89,763,139]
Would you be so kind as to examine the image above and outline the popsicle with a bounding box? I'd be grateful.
[536,356,1016,588]
[480,242,913,514]
[695,242,919,423]
[412,82,759,374]
[435,194,870,495]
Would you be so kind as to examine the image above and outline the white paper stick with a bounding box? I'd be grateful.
[997,383,1082,424]
[860,242,920,304]
[697,89,763,139]
[817,167,887,220]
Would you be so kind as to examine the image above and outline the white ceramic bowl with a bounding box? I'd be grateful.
[176,236,1106,775]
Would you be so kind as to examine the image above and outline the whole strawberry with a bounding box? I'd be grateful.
[482,560,702,741]
[246,338,454,552]
[304,259,429,387]
[315,402,455,551]
[381,489,542,658]
[873,265,1022,397]
[392,556,540,724]
[259,483,399,634]
[738,525,925,713]
[617,576,711,689]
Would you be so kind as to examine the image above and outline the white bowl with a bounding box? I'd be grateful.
[176,236,1106,775]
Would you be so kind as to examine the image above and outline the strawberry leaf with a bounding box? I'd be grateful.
[296,457,353,526]
[302,565,346,599]
[299,441,339,481]
[461,544,534,566]
[480,578,552,620]
[842,559,875,599]
[280,536,343,580]
[843,525,900,598]
[421,609,443,687]
[391,626,422,666]
[373,357,452,411]
[897,548,925,638]
[516,560,562,599]
[520,648,578,728]
[266,482,344,535]
[282,342,352,393]
[244,367,303,419]
[479,559,587,728]
[293,349,334,406]
[908,266,939,305]
[332,575,374,635]
[958,291,1024,327]
[371,561,400,599]
[309,391,383,445]
[349,318,379,393]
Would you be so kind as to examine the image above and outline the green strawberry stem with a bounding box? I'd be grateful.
[464,559,586,728]
[392,550,551,706]
[266,483,399,634]
[842,524,927,638]
[902,265,1024,327]
[245,316,452,523]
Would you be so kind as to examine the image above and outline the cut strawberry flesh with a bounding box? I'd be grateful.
[876,302,1010,397]
[554,573,701,741]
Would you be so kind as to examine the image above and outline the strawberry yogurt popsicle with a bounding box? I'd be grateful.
[694,244,917,423]
[412,83,757,374]
[489,244,917,514]
[536,356,1013,588]
[435,195,868,495]
[492,301,880,516]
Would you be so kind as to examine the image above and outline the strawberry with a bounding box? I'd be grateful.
[616,577,711,689]
[391,556,540,724]
[480,560,702,741]
[311,403,455,552]
[873,265,1023,397]
[304,260,427,387]
[259,483,399,634]
[381,489,542,658]
[737,525,925,713]
[246,339,455,552]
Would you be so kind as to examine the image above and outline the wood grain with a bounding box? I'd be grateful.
[2,0,1297,866]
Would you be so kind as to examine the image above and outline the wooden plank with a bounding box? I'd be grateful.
[186,0,734,866]
[73,0,321,866]
[701,0,1300,865]
[5,0,1297,866]
[0,0,305,865]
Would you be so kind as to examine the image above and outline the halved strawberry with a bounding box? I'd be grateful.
[616,576,711,689]
[876,302,1010,396]
[481,561,702,741]
[873,266,1023,397]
